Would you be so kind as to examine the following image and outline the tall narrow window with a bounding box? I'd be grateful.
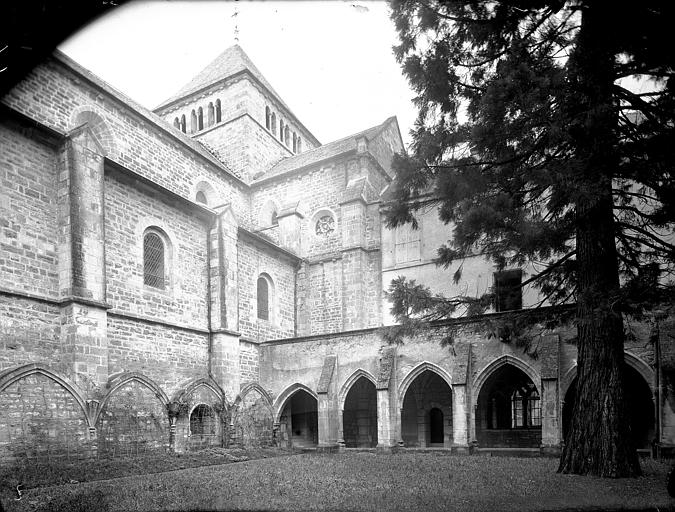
[297,137,302,153]
[198,107,204,130]
[292,132,297,152]
[257,276,269,320]
[190,110,197,133]
[284,126,290,146]
[394,224,421,264]
[265,106,271,129]
[143,232,165,289]
[207,103,215,127]
[271,210,278,226]
[180,114,186,133]
[271,113,277,135]
[279,120,284,142]
[494,270,522,312]
[215,99,222,123]
[173,117,180,129]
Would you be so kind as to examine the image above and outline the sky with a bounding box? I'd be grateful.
[58,0,418,147]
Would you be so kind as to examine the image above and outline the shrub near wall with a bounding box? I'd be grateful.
[0,373,90,463]
[97,380,169,457]
[232,388,274,448]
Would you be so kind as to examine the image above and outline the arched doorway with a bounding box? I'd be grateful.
[429,408,444,444]
[562,364,654,449]
[278,390,318,448]
[475,364,542,448]
[401,370,452,447]
[343,377,377,447]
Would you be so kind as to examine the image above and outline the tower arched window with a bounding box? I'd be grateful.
[292,132,297,153]
[279,120,284,142]
[271,113,277,135]
[257,275,270,320]
[143,231,165,289]
[198,107,204,130]
[284,126,290,146]
[265,106,271,130]
[190,110,197,133]
[215,99,222,123]
[297,137,302,153]
[173,117,180,129]
[207,103,215,127]
[180,115,186,133]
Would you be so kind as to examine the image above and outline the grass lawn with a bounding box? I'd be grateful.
[2,452,673,512]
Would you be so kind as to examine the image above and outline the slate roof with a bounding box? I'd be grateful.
[252,117,396,185]
[154,45,290,113]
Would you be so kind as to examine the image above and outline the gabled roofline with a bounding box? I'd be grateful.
[51,50,249,190]
[153,68,321,147]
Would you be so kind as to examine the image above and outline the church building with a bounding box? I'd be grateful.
[0,45,668,460]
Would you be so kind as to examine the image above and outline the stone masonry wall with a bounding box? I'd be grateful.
[106,316,209,396]
[237,240,296,342]
[0,124,59,298]
[2,58,252,227]
[239,341,260,384]
[0,296,61,372]
[104,173,208,328]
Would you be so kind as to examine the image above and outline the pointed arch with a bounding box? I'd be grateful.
[398,361,453,404]
[0,363,91,426]
[235,382,273,409]
[560,351,655,398]
[338,369,377,410]
[173,377,227,406]
[273,383,318,423]
[472,355,541,410]
[97,372,169,425]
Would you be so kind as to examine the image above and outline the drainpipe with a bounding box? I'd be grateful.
[206,216,216,380]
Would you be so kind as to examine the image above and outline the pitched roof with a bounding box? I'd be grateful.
[154,45,289,112]
[252,117,396,185]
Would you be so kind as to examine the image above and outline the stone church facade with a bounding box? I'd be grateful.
[0,45,669,460]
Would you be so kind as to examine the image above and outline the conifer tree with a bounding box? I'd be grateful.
[386,0,675,477]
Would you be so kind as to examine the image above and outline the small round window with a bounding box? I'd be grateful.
[315,214,335,236]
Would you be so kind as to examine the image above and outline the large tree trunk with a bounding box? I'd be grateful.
[558,3,641,477]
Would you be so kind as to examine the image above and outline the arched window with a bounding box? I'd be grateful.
[284,126,290,146]
[215,99,222,123]
[292,132,297,153]
[271,210,278,226]
[207,103,215,127]
[257,275,270,320]
[173,117,180,129]
[196,191,207,205]
[271,113,277,135]
[190,110,197,133]
[143,231,165,289]
[265,106,271,129]
[279,120,284,142]
[190,404,217,435]
[198,107,204,130]
[180,114,186,133]
[297,137,302,153]
[511,385,541,428]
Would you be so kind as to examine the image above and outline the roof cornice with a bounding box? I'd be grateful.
[50,50,249,190]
